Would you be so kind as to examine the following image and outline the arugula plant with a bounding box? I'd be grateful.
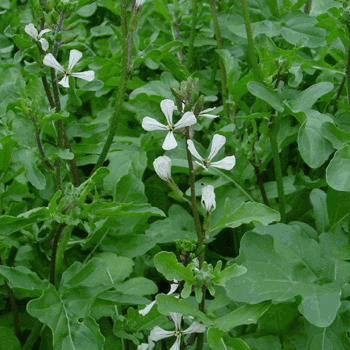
[0,0,350,349]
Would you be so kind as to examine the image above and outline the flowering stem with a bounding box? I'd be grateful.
[241,0,260,82]
[304,0,312,14]
[92,0,130,173]
[50,222,67,286]
[252,164,270,206]
[186,0,198,70]
[35,129,55,171]
[55,225,73,283]
[209,0,228,118]
[185,129,203,263]
[268,116,286,222]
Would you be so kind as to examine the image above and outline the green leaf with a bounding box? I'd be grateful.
[27,284,105,350]
[226,232,341,327]
[298,110,334,168]
[321,122,350,150]
[212,200,280,232]
[288,82,334,112]
[0,207,50,236]
[0,266,48,297]
[215,302,271,331]
[327,188,350,230]
[154,251,193,281]
[247,82,284,112]
[310,189,329,232]
[326,143,350,191]
[18,149,46,190]
[0,326,21,350]
[215,263,247,287]
[156,294,212,325]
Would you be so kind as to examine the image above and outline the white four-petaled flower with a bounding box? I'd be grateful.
[142,99,197,150]
[135,0,145,8]
[153,156,172,183]
[201,185,216,214]
[25,23,50,51]
[43,49,95,88]
[149,313,206,350]
[187,134,236,170]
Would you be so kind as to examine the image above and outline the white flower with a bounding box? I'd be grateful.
[149,313,206,350]
[139,280,178,316]
[135,0,145,8]
[142,99,197,150]
[153,156,172,183]
[25,23,50,51]
[199,107,219,119]
[43,49,95,88]
[201,185,216,213]
[187,134,236,170]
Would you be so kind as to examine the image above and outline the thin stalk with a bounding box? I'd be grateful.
[186,0,198,70]
[92,0,130,172]
[173,18,185,66]
[184,129,205,350]
[35,129,55,171]
[304,0,312,14]
[346,32,350,106]
[268,117,286,223]
[23,320,43,350]
[42,75,55,108]
[252,164,270,206]
[0,258,20,339]
[55,225,73,283]
[214,169,256,202]
[241,0,260,82]
[209,0,228,118]
[184,129,203,264]
[50,223,67,286]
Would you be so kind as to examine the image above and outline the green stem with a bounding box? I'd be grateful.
[214,169,256,202]
[241,0,260,82]
[186,0,198,70]
[92,0,130,173]
[304,0,312,14]
[55,225,73,283]
[268,117,286,223]
[346,32,350,106]
[50,223,67,286]
[185,129,203,262]
[209,0,228,118]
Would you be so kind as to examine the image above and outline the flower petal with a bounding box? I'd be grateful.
[208,134,226,161]
[142,117,167,131]
[168,280,179,295]
[149,326,175,341]
[200,107,219,118]
[137,344,149,350]
[153,156,172,182]
[182,322,206,335]
[68,49,82,71]
[160,99,175,125]
[170,313,182,330]
[25,23,38,39]
[43,53,65,73]
[162,131,177,150]
[174,111,196,129]
[210,155,236,170]
[58,75,70,88]
[187,140,204,162]
[70,70,95,81]
[38,38,49,51]
[201,185,216,213]
[139,300,156,316]
[38,28,51,37]
[169,337,181,350]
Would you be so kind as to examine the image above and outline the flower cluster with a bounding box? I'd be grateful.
[138,312,206,350]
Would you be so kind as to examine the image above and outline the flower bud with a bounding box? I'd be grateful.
[153,156,172,183]
[201,185,216,214]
